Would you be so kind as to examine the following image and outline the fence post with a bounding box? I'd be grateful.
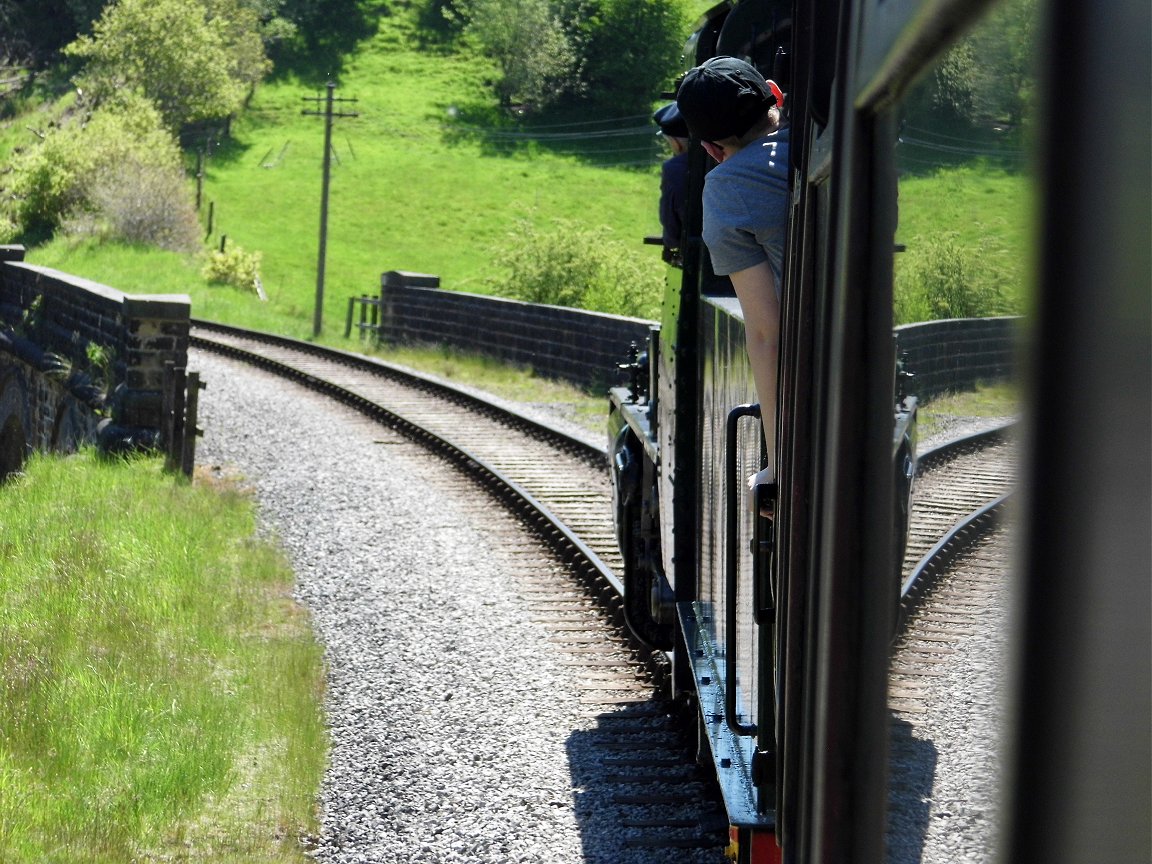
[359,294,370,339]
[162,362,176,472]
[166,365,187,474]
[180,372,204,478]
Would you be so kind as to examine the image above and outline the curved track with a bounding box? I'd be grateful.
[191,322,730,857]
[192,321,624,594]
[190,320,1017,857]
[898,427,1016,631]
[887,430,1017,863]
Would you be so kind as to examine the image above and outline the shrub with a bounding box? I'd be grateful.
[0,213,19,245]
[583,244,665,319]
[894,236,1010,323]
[4,92,188,240]
[61,157,201,252]
[495,218,662,319]
[202,244,263,292]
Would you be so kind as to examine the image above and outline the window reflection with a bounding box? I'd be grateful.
[886,3,1037,863]
[894,0,1036,328]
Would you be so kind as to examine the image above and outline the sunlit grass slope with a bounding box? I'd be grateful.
[26,10,664,340]
[0,452,326,863]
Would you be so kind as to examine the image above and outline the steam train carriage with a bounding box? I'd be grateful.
[609,0,919,856]
[610,0,1149,860]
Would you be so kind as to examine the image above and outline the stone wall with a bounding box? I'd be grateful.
[373,274,1017,398]
[894,317,1019,402]
[0,245,191,472]
[376,272,655,392]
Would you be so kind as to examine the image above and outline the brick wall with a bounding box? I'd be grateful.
[0,245,191,461]
[894,317,1019,402]
[376,275,1017,398]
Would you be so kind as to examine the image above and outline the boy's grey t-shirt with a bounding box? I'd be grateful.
[701,126,791,291]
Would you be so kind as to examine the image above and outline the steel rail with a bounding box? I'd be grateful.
[917,422,1015,472]
[898,493,1012,634]
[191,319,1013,639]
[190,318,605,464]
[191,323,626,604]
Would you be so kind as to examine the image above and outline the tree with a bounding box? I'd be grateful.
[904,0,1037,127]
[463,0,685,116]
[65,0,269,131]
[203,0,276,91]
[6,0,296,69]
[467,0,581,110]
[564,0,686,116]
[968,0,1038,126]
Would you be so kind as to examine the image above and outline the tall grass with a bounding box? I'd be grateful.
[0,452,326,863]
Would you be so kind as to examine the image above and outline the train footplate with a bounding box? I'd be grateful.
[676,601,776,833]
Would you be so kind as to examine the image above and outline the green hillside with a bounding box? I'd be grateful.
[2,0,1031,345]
[13,8,675,340]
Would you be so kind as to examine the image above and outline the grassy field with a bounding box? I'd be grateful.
[917,381,1018,442]
[0,452,326,863]
[14,9,668,342]
[894,166,1032,323]
[2,0,1032,344]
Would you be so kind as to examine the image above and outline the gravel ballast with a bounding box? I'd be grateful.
[192,350,727,864]
[192,347,1011,864]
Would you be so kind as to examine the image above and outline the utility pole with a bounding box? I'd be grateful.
[303,80,358,338]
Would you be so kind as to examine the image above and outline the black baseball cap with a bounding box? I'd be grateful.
[653,102,689,138]
[675,56,776,142]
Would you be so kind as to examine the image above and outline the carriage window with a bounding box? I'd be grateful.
[893,0,1035,426]
[888,1,1037,862]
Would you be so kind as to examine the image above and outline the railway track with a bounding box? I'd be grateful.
[191,320,624,591]
[898,427,1016,630]
[190,323,730,858]
[189,320,1017,859]
[887,432,1017,863]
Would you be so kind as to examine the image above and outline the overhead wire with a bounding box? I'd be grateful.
[448,109,666,165]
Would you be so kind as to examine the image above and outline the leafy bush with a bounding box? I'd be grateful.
[202,244,263,292]
[60,157,201,251]
[0,213,19,245]
[4,92,187,240]
[894,236,1014,323]
[494,218,662,319]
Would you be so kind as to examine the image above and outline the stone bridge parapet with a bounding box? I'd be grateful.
[365,275,1019,399]
[0,245,190,476]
